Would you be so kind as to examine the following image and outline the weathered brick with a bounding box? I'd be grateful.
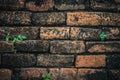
[90,0,117,11]
[0,27,39,40]
[77,69,107,80]
[0,41,14,52]
[49,68,60,80]
[115,0,120,3]
[101,13,120,26]
[86,41,120,53]
[37,55,74,67]
[67,12,101,26]
[2,54,36,67]
[15,40,49,52]
[107,54,120,69]
[0,0,24,10]
[50,41,85,53]
[40,27,69,39]
[0,11,31,25]
[108,70,120,80]
[0,69,12,80]
[54,0,86,10]
[32,12,65,25]
[26,0,54,11]
[15,68,47,80]
[59,68,77,80]
[70,27,102,40]
[76,55,106,67]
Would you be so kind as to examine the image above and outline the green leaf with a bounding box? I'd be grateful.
[13,37,19,43]
[42,74,46,78]
[17,35,27,41]
[5,34,9,41]
[12,49,17,54]
[47,73,51,79]
[100,32,107,41]
[45,79,49,80]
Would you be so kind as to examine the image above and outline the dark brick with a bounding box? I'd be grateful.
[115,0,120,3]
[86,41,120,53]
[0,27,39,40]
[67,12,101,26]
[2,54,36,67]
[77,69,107,80]
[0,11,31,25]
[32,12,65,25]
[15,40,49,52]
[26,0,54,11]
[50,41,85,53]
[70,27,102,40]
[40,27,69,39]
[108,70,120,80]
[76,55,106,67]
[0,0,24,10]
[90,0,117,11]
[49,68,60,80]
[0,69,12,80]
[15,68,47,80]
[59,68,77,80]
[0,41,14,52]
[107,54,120,69]
[54,0,86,10]
[37,55,74,67]
[0,55,1,65]
[101,13,120,26]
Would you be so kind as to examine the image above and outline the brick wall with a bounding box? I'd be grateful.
[0,0,120,80]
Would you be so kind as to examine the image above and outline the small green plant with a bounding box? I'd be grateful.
[42,73,51,80]
[5,34,10,42]
[100,32,107,41]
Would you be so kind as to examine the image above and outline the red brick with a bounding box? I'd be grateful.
[0,41,14,52]
[59,68,77,80]
[77,69,107,80]
[67,12,101,26]
[0,11,31,25]
[26,0,54,11]
[76,55,106,67]
[50,41,85,53]
[0,69,12,80]
[40,27,69,39]
[86,41,120,53]
[0,27,39,40]
[49,68,60,80]
[0,0,24,10]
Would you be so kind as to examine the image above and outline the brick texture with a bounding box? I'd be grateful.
[76,55,106,67]
[50,41,85,53]
[86,41,120,53]
[0,69,12,80]
[37,55,74,67]
[15,40,49,52]
[2,54,36,67]
[49,68,60,80]
[0,11,31,25]
[108,70,120,80]
[40,27,69,39]
[26,0,54,11]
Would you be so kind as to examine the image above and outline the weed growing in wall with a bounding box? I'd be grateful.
[42,73,51,80]
[100,32,107,41]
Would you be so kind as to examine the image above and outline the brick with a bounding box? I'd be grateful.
[76,55,106,67]
[0,69,12,80]
[101,13,120,26]
[26,0,54,11]
[40,27,69,39]
[15,40,49,52]
[86,41,120,53]
[50,41,85,53]
[115,0,120,3]
[37,55,74,67]
[90,0,117,11]
[77,69,107,80]
[0,11,31,25]
[107,54,120,69]
[54,0,86,10]
[32,12,65,25]
[15,68,47,80]
[0,41,14,52]
[49,68,60,80]
[0,55,1,65]
[59,68,77,80]
[0,0,24,10]
[2,54,36,67]
[70,27,102,40]
[108,70,120,80]
[0,27,39,40]
[67,12,101,26]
